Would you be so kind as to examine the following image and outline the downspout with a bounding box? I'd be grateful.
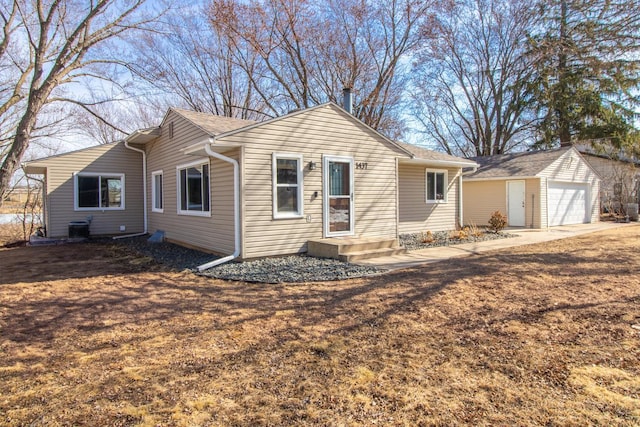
[197,138,240,271]
[458,172,464,227]
[114,140,148,239]
[42,175,49,236]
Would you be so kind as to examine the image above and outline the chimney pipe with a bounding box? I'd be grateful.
[343,87,353,114]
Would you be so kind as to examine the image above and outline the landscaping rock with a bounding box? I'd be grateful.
[198,255,382,283]
[115,235,382,283]
[399,230,515,251]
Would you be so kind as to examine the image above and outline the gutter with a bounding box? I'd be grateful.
[400,157,478,169]
[114,140,148,239]
[196,138,241,271]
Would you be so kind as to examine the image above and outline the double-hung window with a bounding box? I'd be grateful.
[177,159,210,216]
[273,153,303,218]
[74,173,125,210]
[426,169,448,203]
[152,170,163,213]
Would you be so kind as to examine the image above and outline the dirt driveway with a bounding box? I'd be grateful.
[1,226,639,426]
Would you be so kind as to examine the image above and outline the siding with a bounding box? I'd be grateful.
[463,179,542,229]
[539,149,600,225]
[463,180,507,228]
[32,142,144,237]
[398,164,460,234]
[219,104,408,258]
[464,148,599,229]
[145,111,236,254]
[523,179,543,228]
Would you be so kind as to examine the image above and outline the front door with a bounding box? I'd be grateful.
[507,180,526,227]
[324,156,354,237]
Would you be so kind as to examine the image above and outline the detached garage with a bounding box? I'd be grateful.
[463,146,600,229]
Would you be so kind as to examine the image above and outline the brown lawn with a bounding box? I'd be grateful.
[1,226,639,426]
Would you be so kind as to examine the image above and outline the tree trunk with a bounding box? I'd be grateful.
[0,93,43,206]
[557,0,572,146]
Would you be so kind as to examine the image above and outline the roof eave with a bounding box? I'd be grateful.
[463,175,541,181]
[125,127,161,144]
[399,157,478,169]
[23,164,47,174]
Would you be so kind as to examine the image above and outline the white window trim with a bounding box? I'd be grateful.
[425,168,448,204]
[151,170,163,213]
[272,153,304,219]
[176,158,211,217]
[73,172,125,211]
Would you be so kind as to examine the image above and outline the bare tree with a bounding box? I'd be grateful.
[19,173,43,241]
[0,0,165,205]
[210,0,434,139]
[411,0,537,156]
[127,4,266,120]
[583,140,640,217]
[70,98,163,145]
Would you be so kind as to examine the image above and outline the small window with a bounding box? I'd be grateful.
[152,170,163,213]
[426,169,447,203]
[74,173,125,210]
[272,153,303,218]
[177,160,210,216]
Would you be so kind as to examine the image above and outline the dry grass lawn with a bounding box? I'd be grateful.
[1,225,639,426]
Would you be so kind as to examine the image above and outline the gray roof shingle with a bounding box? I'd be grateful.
[171,108,256,136]
[395,142,477,165]
[172,108,474,167]
[466,147,571,179]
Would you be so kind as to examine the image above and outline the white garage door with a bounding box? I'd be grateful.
[548,181,588,226]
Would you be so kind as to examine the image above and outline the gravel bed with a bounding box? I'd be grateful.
[199,255,383,283]
[112,235,217,271]
[400,230,515,251]
[113,231,513,283]
[112,235,382,283]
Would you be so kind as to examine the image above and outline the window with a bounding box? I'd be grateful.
[177,160,210,216]
[273,153,303,218]
[152,170,163,213]
[74,173,125,210]
[426,169,447,203]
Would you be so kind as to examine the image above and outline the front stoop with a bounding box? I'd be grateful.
[307,237,407,262]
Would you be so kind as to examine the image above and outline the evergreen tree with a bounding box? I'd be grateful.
[529,0,640,148]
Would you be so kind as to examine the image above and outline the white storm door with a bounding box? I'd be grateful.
[323,156,354,237]
[507,180,526,227]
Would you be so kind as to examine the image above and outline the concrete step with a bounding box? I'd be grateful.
[307,237,406,261]
[338,247,407,262]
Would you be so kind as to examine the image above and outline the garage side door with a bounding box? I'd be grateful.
[548,181,588,226]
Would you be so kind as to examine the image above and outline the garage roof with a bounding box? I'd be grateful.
[465,147,572,179]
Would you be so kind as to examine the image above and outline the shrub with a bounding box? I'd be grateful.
[420,230,434,243]
[467,221,484,238]
[450,227,469,240]
[488,210,507,233]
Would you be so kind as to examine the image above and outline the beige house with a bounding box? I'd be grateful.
[24,102,476,264]
[23,142,144,237]
[463,146,600,229]
[575,145,640,214]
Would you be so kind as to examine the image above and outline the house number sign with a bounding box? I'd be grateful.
[355,162,368,170]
